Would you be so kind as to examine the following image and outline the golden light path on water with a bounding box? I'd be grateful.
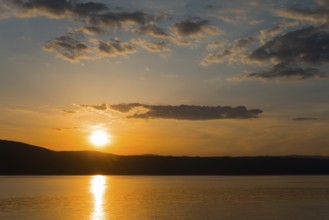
[90,175,107,220]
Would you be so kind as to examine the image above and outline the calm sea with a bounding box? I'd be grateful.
[0,176,329,220]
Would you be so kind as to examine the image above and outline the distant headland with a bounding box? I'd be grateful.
[1,140,329,175]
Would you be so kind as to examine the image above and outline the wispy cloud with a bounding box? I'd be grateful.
[62,109,76,114]
[132,38,170,52]
[80,104,107,111]
[275,1,329,24]
[201,37,254,66]
[52,126,78,131]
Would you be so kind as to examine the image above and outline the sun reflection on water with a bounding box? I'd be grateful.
[90,175,107,220]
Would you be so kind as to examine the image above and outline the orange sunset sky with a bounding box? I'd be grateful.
[0,0,329,156]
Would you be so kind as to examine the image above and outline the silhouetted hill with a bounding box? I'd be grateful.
[1,140,329,175]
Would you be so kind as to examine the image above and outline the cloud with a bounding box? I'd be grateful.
[73,2,109,17]
[216,15,238,24]
[96,38,137,57]
[52,126,78,131]
[171,18,221,39]
[249,26,329,64]
[0,2,10,18]
[108,103,263,120]
[201,37,254,66]
[8,0,152,27]
[244,61,325,81]
[234,37,255,48]
[9,0,72,18]
[201,2,329,83]
[131,38,170,52]
[9,0,172,61]
[10,0,328,74]
[109,103,144,113]
[213,6,259,25]
[80,104,107,111]
[275,4,329,24]
[62,109,76,114]
[315,0,329,7]
[201,49,231,65]
[43,35,91,62]
[292,117,319,121]
[79,25,106,35]
[258,21,300,44]
[206,41,227,50]
[86,10,152,30]
[133,24,169,39]
[241,25,329,80]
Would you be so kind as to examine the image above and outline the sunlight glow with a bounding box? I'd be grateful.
[89,130,110,147]
[90,175,107,220]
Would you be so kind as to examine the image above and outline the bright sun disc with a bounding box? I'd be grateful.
[89,130,110,147]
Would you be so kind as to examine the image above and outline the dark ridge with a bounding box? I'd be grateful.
[0,139,55,154]
[1,140,329,175]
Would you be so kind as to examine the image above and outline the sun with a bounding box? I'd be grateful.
[89,130,111,147]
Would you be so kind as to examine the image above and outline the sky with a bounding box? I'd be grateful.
[0,0,329,156]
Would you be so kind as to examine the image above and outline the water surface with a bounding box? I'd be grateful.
[1,176,329,219]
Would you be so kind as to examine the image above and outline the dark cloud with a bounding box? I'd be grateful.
[7,0,155,39]
[80,26,106,35]
[73,2,109,16]
[206,4,216,10]
[9,0,72,18]
[86,10,152,30]
[4,0,225,62]
[292,117,319,121]
[9,0,152,27]
[249,26,329,65]
[97,39,137,57]
[43,35,90,62]
[234,37,255,48]
[245,61,325,80]
[243,26,329,80]
[109,103,263,120]
[171,18,220,38]
[11,0,328,75]
[8,0,170,61]
[258,21,299,44]
[110,103,143,113]
[7,1,154,61]
[133,24,169,39]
